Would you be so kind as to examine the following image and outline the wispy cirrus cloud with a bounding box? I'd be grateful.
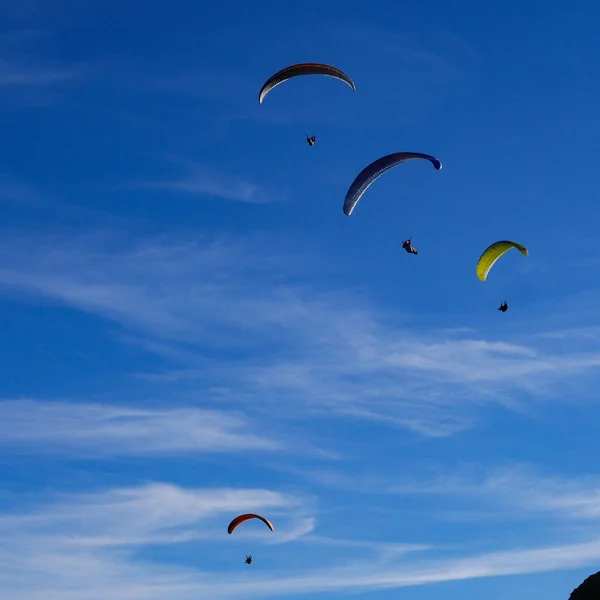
[0,28,89,110]
[1,230,600,437]
[0,481,317,599]
[280,463,600,535]
[0,176,42,204]
[0,399,280,456]
[389,464,600,521]
[0,479,598,599]
[131,163,274,204]
[0,58,77,87]
[0,29,83,89]
[0,482,306,543]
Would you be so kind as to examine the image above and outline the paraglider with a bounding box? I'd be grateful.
[343,152,442,216]
[227,513,274,535]
[476,240,528,282]
[258,63,356,104]
[498,300,508,312]
[245,555,253,565]
[306,134,316,146]
[402,237,418,255]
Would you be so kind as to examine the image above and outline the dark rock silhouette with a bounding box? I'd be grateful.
[569,571,600,599]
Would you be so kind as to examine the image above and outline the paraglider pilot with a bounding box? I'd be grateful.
[245,555,253,564]
[306,134,316,146]
[498,301,508,312]
[402,237,418,255]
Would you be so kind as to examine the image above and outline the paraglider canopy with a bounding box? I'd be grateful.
[227,513,274,535]
[476,240,528,282]
[258,63,356,104]
[343,152,442,216]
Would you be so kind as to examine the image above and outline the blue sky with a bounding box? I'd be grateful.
[1,0,600,598]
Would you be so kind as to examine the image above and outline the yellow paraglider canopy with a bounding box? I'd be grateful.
[476,240,528,282]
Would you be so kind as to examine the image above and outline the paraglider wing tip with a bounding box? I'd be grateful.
[433,159,442,170]
[258,85,269,104]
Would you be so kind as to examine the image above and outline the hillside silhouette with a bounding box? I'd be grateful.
[570,571,600,599]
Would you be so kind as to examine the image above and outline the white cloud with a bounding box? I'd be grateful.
[0,59,77,86]
[1,482,302,541]
[0,481,598,599]
[278,464,600,537]
[245,538,600,597]
[0,31,81,88]
[2,231,600,437]
[390,464,600,521]
[132,163,273,203]
[0,482,315,599]
[0,399,280,456]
